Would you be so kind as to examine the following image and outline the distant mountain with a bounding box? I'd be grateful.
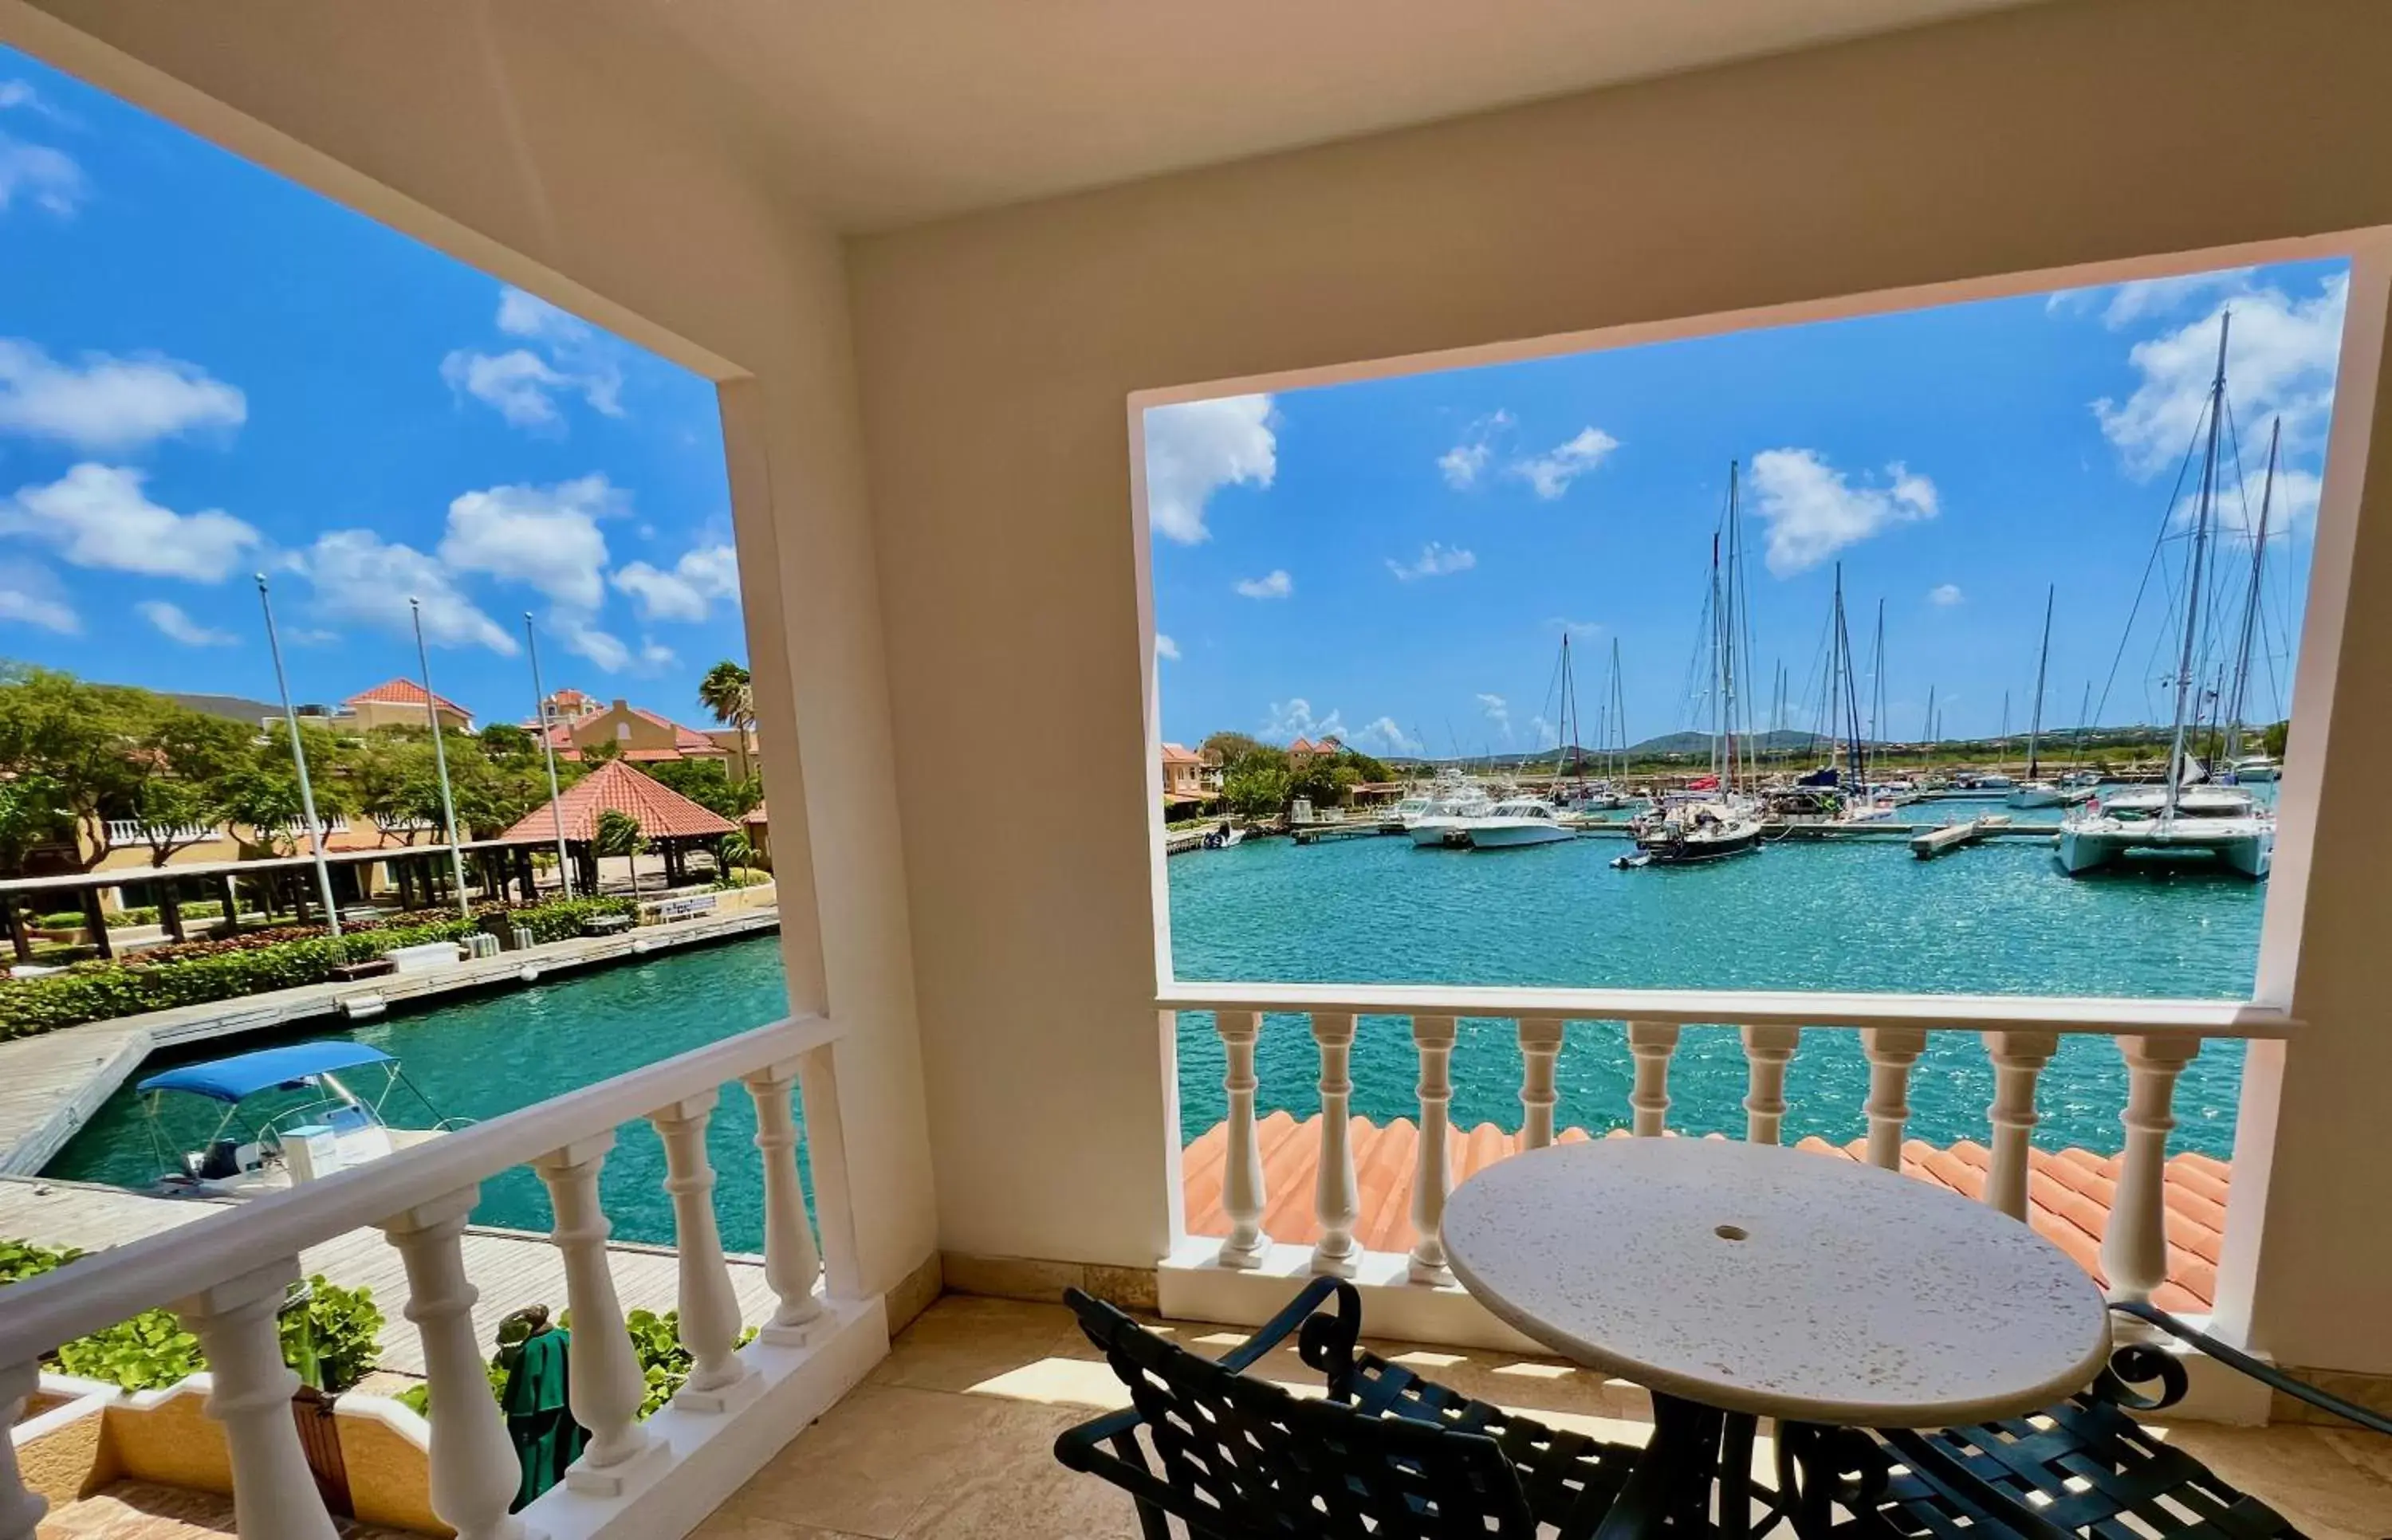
[158,690,279,726]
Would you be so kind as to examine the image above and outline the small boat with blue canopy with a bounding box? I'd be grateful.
[138,1040,469,1198]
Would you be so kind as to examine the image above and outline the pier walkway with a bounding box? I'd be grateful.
[0,1175,773,1379]
[0,906,781,1175]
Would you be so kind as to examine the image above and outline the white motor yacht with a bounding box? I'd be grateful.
[2226,756,2280,784]
[2056,784,2273,878]
[1463,798,1574,849]
[1405,783,1495,847]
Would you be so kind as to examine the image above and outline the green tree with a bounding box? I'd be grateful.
[352,731,443,845]
[1336,748,1394,784]
[478,722,536,763]
[697,661,755,782]
[1223,764,1290,818]
[126,705,254,865]
[595,807,647,894]
[646,757,761,819]
[1200,731,1267,766]
[0,666,157,869]
[582,739,624,765]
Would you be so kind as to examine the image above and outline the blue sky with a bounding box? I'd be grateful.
[1150,258,2347,759]
[0,47,742,728]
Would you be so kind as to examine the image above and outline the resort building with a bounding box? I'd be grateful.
[531,693,734,766]
[1285,734,1343,761]
[1158,741,1223,804]
[329,679,474,734]
[5,4,2392,1538]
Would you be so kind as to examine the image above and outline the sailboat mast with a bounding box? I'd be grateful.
[1925,683,1937,756]
[2166,311,2232,821]
[1609,637,1627,780]
[1721,462,1744,790]
[2223,417,2280,764]
[2074,681,2092,764]
[2025,584,2054,781]
[1709,530,1726,782]
[1867,598,1885,788]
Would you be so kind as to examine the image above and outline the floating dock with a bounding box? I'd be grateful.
[1912,814,2014,858]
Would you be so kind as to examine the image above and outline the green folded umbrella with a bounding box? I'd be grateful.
[498,1319,586,1510]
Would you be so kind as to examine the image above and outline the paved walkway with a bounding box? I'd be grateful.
[0,1176,775,1380]
[0,907,780,1175]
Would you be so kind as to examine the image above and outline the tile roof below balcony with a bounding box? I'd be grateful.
[1182,1114,2228,1312]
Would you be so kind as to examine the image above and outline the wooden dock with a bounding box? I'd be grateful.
[1289,821,1393,845]
[1912,814,2015,858]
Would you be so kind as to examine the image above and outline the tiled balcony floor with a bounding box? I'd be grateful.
[707,1293,2392,1540]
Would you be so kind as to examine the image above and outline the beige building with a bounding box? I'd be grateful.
[534,693,731,765]
[336,678,473,733]
[1158,742,1222,803]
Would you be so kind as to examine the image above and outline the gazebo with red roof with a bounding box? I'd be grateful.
[499,759,738,891]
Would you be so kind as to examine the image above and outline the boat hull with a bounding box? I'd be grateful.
[2006,787,2064,808]
[1465,822,1576,849]
[2056,821,2272,878]
[1635,826,1763,864]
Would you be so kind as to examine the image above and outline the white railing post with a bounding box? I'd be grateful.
[651,1090,755,1408]
[743,1060,825,1344]
[1627,1020,1679,1137]
[2103,1034,2200,1311]
[379,1188,537,1540]
[1214,1010,1270,1268]
[1308,1012,1361,1278]
[1982,1031,2059,1221]
[1739,1024,1800,1145]
[1860,1027,1927,1169]
[174,1259,338,1540]
[1518,1017,1565,1149]
[1409,1015,1458,1284]
[0,1360,45,1540]
[531,1134,657,1491]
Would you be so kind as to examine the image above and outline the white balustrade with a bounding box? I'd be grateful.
[2102,1034,2201,1310]
[175,1259,339,1540]
[1517,1017,1565,1149]
[1308,1012,1362,1277]
[1739,1024,1800,1145]
[653,1090,757,1407]
[1213,1010,1270,1267]
[744,1061,826,1342]
[1983,1031,2059,1220]
[1860,1026,1927,1169]
[1408,1015,1458,1283]
[380,1189,535,1540]
[0,1360,45,1540]
[1626,1019,1679,1136]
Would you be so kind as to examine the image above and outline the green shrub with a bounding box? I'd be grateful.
[400,1305,751,1420]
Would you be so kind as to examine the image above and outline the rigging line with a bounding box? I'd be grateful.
[2095,393,2213,726]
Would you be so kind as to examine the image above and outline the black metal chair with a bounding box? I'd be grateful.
[1054,1277,1650,1539]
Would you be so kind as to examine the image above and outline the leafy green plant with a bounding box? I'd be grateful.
[281,1276,384,1394]
[400,1304,753,1420]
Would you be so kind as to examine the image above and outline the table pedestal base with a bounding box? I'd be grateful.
[1598,1391,1780,1540]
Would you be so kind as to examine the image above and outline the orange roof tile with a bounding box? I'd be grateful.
[1161,742,1204,765]
[496,759,736,843]
[1183,1115,2225,1311]
[345,678,469,717]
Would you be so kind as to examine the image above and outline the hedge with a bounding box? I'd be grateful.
[0,896,637,1039]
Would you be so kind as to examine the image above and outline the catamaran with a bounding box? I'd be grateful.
[2059,315,2274,879]
[141,1040,468,1199]
[1634,462,1764,864]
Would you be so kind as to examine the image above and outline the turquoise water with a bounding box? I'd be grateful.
[1167,807,2265,1157]
[45,936,800,1251]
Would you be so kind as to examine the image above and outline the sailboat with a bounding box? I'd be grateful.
[2059,315,2274,879]
[2221,419,2284,785]
[2007,587,2089,807]
[1633,463,1765,864]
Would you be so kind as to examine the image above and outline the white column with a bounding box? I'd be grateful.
[1518,1017,1565,1149]
[2103,1035,2200,1310]
[651,1090,756,1408]
[1982,1031,2059,1221]
[743,1059,826,1344]
[1739,1024,1800,1145]
[1627,1020,1679,1137]
[531,1133,655,1491]
[379,1189,535,1540]
[1308,1012,1361,1278]
[1409,1015,1458,1284]
[174,1259,338,1540]
[1213,1010,1270,1268]
[1860,1027,1927,1170]
[0,1360,47,1540]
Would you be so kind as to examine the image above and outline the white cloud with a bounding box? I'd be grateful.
[0,341,245,452]
[1155,633,1180,662]
[612,543,740,623]
[0,463,259,580]
[2184,463,2324,546]
[1144,395,1275,543]
[440,286,624,431]
[1529,713,1556,748]
[0,560,76,633]
[1385,542,1476,582]
[1547,617,1603,638]
[1928,583,1965,607]
[1438,410,1512,489]
[639,638,677,670]
[1263,697,1344,744]
[2095,277,2347,479]
[1745,449,1938,576]
[1476,692,1513,743]
[138,599,238,647]
[0,133,81,218]
[557,615,630,672]
[1511,426,1620,500]
[1349,717,1419,756]
[289,528,516,654]
[438,473,622,611]
[1234,568,1292,599]
[2048,268,2256,329]
[497,286,579,341]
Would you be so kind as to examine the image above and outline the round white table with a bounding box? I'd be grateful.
[1442,1137,2113,1538]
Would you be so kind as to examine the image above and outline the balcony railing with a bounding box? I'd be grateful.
[1158,984,2293,1321]
[101,819,224,846]
[0,1013,866,1540]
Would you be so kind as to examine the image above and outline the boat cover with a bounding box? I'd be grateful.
[138,1041,395,1102]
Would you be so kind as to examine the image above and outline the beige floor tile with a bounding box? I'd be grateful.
[2157,1420,2392,1540]
[866,1295,1085,1395]
[894,1402,1143,1540]
[724,1383,1021,1538]
[688,1512,880,1540]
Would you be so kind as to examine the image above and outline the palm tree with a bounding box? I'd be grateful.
[698,661,756,784]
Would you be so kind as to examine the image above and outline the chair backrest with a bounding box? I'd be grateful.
[1062,1289,1536,1539]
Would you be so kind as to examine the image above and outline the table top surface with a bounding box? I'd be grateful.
[1441,1138,2112,1426]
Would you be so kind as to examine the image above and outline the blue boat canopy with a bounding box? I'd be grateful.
[138,1042,395,1103]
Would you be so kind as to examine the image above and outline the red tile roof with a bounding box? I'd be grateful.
[1183,1114,2226,1312]
[1161,742,1204,765]
[496,759,736,843]
[346,678,469,717]
[541,703,722,760]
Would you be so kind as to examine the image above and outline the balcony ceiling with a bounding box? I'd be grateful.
[628,0,2048,230]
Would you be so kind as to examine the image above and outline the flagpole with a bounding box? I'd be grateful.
[524,613,574,898]
[411,599,474,921]
[256,576,342,938]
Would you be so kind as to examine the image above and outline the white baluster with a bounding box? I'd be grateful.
[1860,1027,1927,1169]
[651,1090,757,1408]
[1308,1012,1361,1278]
[379,1189,536,1540]
[1409,1015,1458,1284]
[532,1134,657,1493]
[1518,1018,1565,1149]
[1982,1031,2059,1221]
[2103,1035,2200,1311]
[1740,1024,1800,1145]
[173,1259,338,1540]
[1214,1010,1270,1268]
[0,1360,47,1540]
[1627,1020,1680,1137]
[743,1060,826,1344]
